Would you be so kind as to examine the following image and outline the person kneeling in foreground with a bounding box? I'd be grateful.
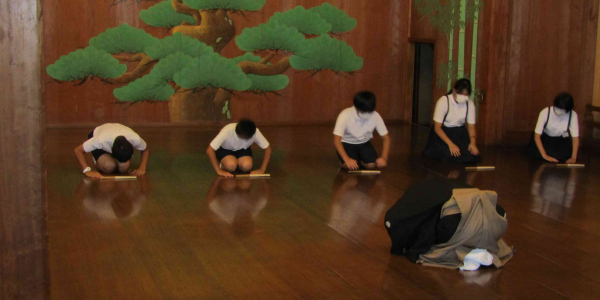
[207,119,272,177]
[423,78,481,164]
[333,91,391,170]
[74,123,150,178]
[384,176,513,270]
[524,92,579,163]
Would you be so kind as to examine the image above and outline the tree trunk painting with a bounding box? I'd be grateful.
[46,0,364,122]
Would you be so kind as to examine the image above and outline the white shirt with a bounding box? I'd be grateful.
[432,95,476,127]
[333,107,389,144]
[83,123,147,153]
[210,123,270,151]
[534,107,579,137]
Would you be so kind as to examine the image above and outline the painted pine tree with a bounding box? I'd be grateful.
[47,0,363,121]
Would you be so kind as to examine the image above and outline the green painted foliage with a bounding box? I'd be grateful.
[413,0,483,38]
[230,52,262,64]
[413,0,483,87]
[465,0,484,23]
[267,6,332,35]
[437,61,458,88]
[47,47,127,81]
[309,3,357,33]
[290,35,363,72]
[247,74,289,92]
[149,52,195,82]
[222,100,229,113]
[222,100,231,119]
[174,53,252,91]
[114,75,175,102]
[145,32,214,59]
[48,0,363,114]
[183,0,266,11]
[236,23,306,53]
[140,1,197,28]
[89,24,159,54]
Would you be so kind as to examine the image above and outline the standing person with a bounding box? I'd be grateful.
[333,91,391,170]
[207,119,272,177]
[74,123,150,178]
[524,92,579,163]
[423,79,480,164]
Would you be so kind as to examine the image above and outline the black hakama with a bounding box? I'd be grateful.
[524,108,574,163]
[423,126,481,164]
[524,133,573,163]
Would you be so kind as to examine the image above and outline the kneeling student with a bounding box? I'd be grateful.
[524,92,579,163]
[74,123,150,178]
[207,119,272,177]
[333,91,390,170]
[423,79,481,164]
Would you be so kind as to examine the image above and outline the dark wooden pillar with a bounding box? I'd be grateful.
[475,0,511,145]
[0,0,48,299]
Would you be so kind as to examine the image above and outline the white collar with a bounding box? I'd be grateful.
[352,107,361,119]
[447,94,457,105]
[352,106,366,121]
[352,107,374,121]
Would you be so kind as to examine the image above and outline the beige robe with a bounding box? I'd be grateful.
[417,188,514,269]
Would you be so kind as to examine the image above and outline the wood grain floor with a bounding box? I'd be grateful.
[46,125,600,300]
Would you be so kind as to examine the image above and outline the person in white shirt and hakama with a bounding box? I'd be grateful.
[524,92,580,163]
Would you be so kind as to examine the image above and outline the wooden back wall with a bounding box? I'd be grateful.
[44,0,600,146]
[478,0,598,144]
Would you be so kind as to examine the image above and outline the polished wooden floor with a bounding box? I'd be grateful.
[46,125,600,300]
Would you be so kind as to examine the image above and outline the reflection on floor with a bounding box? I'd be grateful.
[46,125,600,300]
[329,173,388,242]
[207,177,269,236]
[77,178,147,220]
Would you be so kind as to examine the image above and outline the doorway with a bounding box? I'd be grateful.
[412,43,435,126]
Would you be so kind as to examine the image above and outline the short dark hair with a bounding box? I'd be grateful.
[112,136,134,163]
[450,78,472,95]
[554,92,574,112]
[236,119,256,139]
[353,91,376,112]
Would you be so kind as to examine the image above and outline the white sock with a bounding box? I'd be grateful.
[464,249,494,266]
[460,260,481,271]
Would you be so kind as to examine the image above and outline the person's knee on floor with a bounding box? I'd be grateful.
[221,157,238,172]
[117,161,130,173]
[238,157,253,173]
[97,155,117,173]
